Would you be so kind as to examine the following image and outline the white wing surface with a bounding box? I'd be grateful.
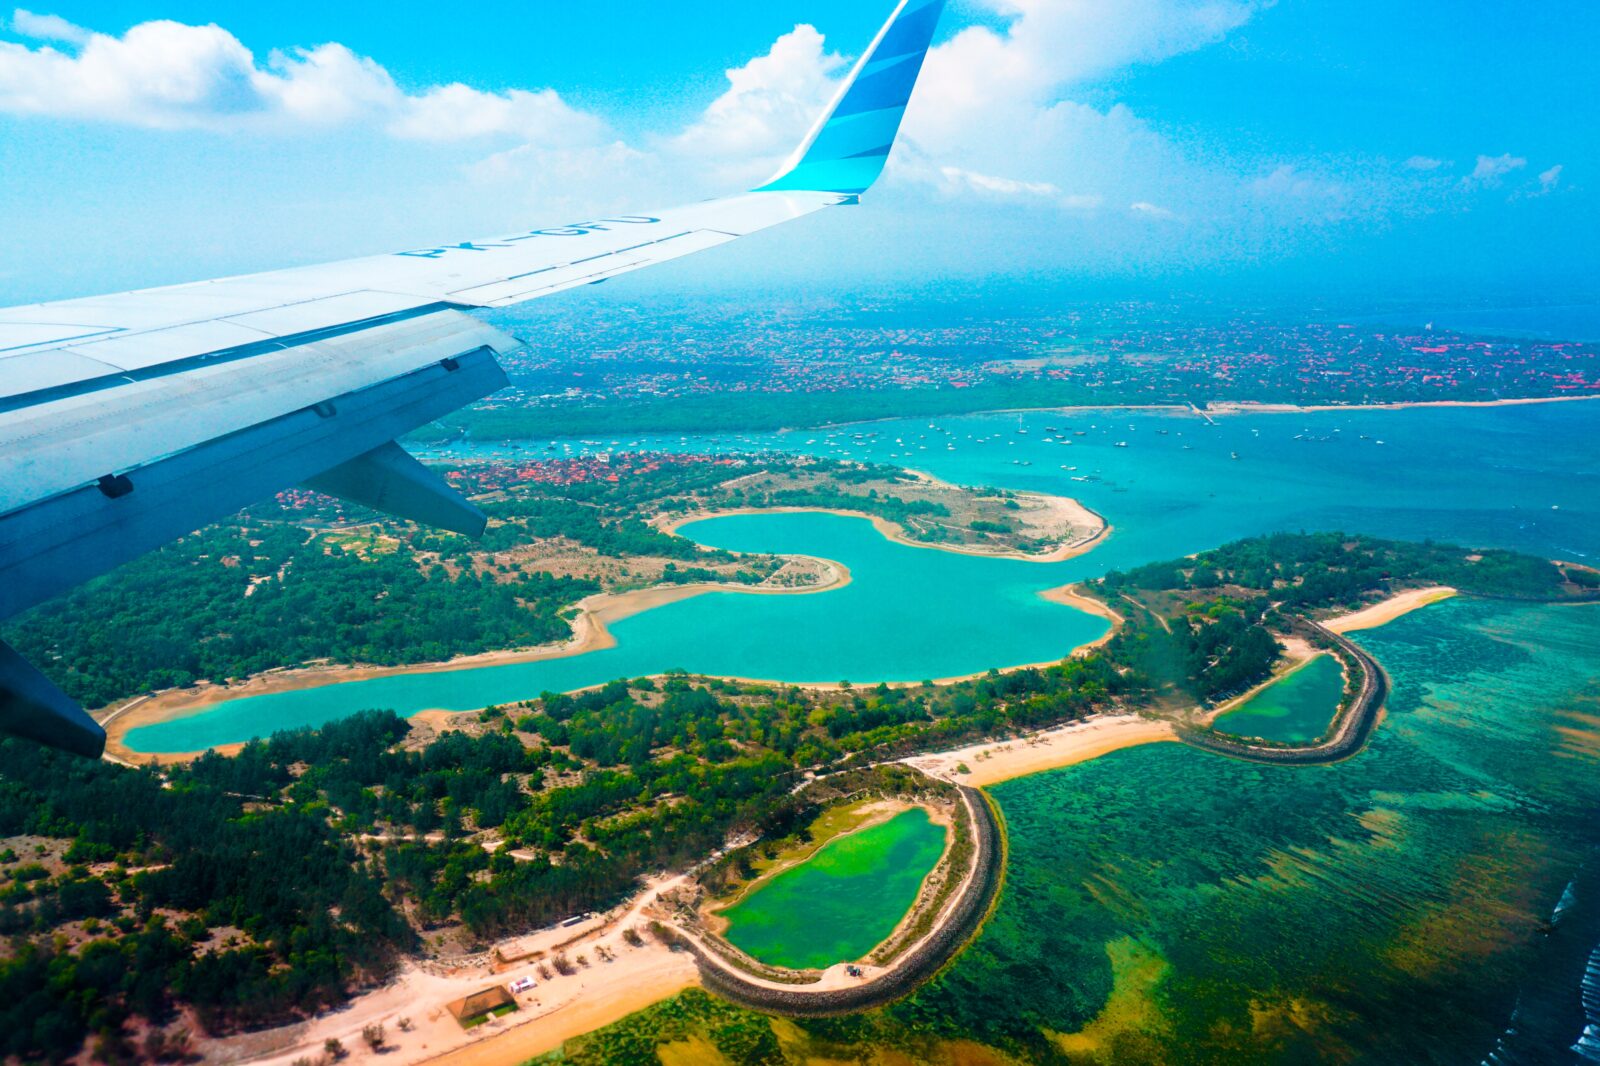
[0,0,946,756]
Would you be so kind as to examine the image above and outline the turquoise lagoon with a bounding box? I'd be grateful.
[127,400,1600,754]
[1214,652,1347,744]
[124,511,1109,753]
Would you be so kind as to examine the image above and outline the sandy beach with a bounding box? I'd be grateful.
[808,393,1600,434]
[1042,584,1123,647]
[660,491,1109,565]
[1324,587,1459,633]
[1206,394,1600,416]
[903,714,1179,789]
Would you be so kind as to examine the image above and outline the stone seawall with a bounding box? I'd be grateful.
[1180,623,1388,766]
[689,785,1004,1017]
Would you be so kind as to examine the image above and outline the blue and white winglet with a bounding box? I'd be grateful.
[0,0,945,757]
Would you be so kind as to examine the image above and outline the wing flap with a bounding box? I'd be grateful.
[0,310,517,517]
[59,319,276,373]
[0,350,126,395]
[219,290,433,337]
[446,228,739,306]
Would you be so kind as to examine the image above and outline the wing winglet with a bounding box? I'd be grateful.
[758,0,946,196]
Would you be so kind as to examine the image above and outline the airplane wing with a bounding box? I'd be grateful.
[0,0,946,757]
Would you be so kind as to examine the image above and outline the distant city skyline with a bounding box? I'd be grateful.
[1,0,1595,304]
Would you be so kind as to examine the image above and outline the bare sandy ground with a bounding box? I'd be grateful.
[903,714,1179,789]
[226,870,704,1066]
[1324,587,1459,633]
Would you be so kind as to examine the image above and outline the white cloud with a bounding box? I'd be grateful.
[908,0,1272,151]
[9,8,88,46]
[937,165,1063,200]
[1251,164,1348,203]
[388,84,603,143]
[0,11,605,143]
[1538,164,1564,195]
[3,0,1552,283]
[1130,201,1179,221]
[668,25,846,186]
[1465,153,1528,187]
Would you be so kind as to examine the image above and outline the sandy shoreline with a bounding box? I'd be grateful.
[1324,587,1459,633]
[1206,394,1600,416]
[795,392,1600,434]
[658,493,1109,565]
[102,501,1114,764]
[99,558,852,765]
[904,714,1179,789]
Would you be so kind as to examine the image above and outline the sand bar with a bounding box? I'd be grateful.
[1324,587,1458,634]
[903,714,1179,789]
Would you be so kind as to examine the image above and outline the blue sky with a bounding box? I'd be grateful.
[1,0,1595,306]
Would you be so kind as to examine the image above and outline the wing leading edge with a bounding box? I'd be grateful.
[0,0,946,757]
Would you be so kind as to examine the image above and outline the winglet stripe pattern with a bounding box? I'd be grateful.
[758,0,945,196]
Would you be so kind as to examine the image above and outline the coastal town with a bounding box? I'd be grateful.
[449,297,1600,438]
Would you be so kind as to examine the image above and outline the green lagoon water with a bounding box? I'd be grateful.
[718,808,948,971]
[882,598,1600,1064]
[1215,653,1347,743]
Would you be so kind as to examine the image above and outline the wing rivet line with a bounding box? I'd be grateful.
[96,474,134,500]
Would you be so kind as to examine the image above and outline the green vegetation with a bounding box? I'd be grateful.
[0,660,1123,1059]
[2,523,1583,1059]
[537,989,787,1065]
[7,522,595,708]
[3,456,1070,710]
[1095,532,1590,707]
[418,380,1112,441]
[548,599,1600,1066]
[0,731,408,1062]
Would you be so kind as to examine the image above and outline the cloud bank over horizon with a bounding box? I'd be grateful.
[0,1,1589,300]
